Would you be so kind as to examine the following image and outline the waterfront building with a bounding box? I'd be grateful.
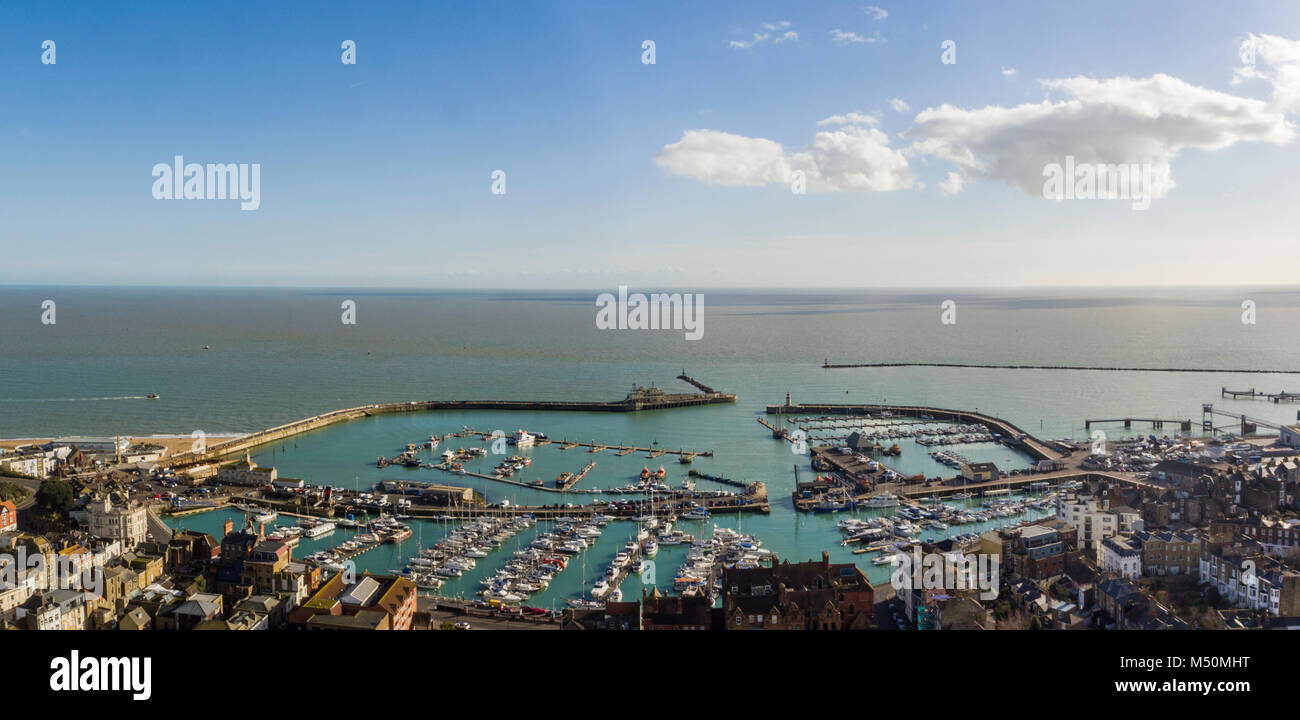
[291,572,417,630]
[959,461,998,483]
[48,437,131,455]
[217,452,277,486]
[564,600,647,630]
[640,588,714,630]
[721,552,873,630]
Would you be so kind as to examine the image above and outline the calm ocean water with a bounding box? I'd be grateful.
[6,285,1300,595]
[4,286,1300,437]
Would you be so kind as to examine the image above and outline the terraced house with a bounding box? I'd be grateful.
[1133,530,1201,576]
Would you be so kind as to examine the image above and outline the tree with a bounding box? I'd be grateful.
[34,479,74,516]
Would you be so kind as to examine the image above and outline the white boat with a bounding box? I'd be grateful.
[253,511,277,525]
[509,430,536,446]
[861,494,899,508]
[302,521,336,538]
[642,539,659,558]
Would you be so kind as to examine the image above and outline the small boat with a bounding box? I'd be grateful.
[146,393,159,399]
[861,493,899,508]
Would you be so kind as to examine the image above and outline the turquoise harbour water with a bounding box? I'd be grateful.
[6,285,1300,600]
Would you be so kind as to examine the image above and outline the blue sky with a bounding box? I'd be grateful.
[2,1,1299,288]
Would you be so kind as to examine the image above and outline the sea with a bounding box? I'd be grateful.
[3,285,1300,602]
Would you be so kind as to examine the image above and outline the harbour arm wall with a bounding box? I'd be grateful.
[167,385,736,466]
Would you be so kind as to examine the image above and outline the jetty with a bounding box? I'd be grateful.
[164,376,735,466]
[1084,417,1193,431]
[450,430,712,459]
[822,360,1300,374]
[1221,387,1300,403]
[766,402,1061,461]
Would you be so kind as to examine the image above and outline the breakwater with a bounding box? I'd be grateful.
[822,361,1300,374]
[767,402,1060,461]
[166,380,735,465]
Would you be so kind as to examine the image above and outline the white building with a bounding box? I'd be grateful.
[1099,535,1142,579]
[86,496,148,549]
[1056,493,1142,552]
[217,453,277,486]
[50,437,131,455]
[1199,551,1294,616]
[0,452,48,478]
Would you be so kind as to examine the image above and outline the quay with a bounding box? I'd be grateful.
[1222,387,1300,403]
[165,377,735,466]
[821,360,1300,374]
[900,469,1160,496]
[417,429,712,459]
[227,483,769,521]
[766,402,1061,461]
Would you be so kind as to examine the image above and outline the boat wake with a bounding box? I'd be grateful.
[0,395,153,402]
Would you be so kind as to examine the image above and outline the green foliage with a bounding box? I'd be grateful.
[34,479,74,516]
[0,481,29,502]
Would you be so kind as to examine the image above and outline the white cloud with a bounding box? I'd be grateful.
[830,29,883,46]
[865,5,888,21]
[1234,33,1300,114]
[938,171,964,196]
[888,98,910,112]
[817,112,880,127]
[655,124,914,193]
[731,21,796,49]
[1001,66,1018,77]
[729,33,770,49]
[908,72,1295,199]
[654,130,792,186]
